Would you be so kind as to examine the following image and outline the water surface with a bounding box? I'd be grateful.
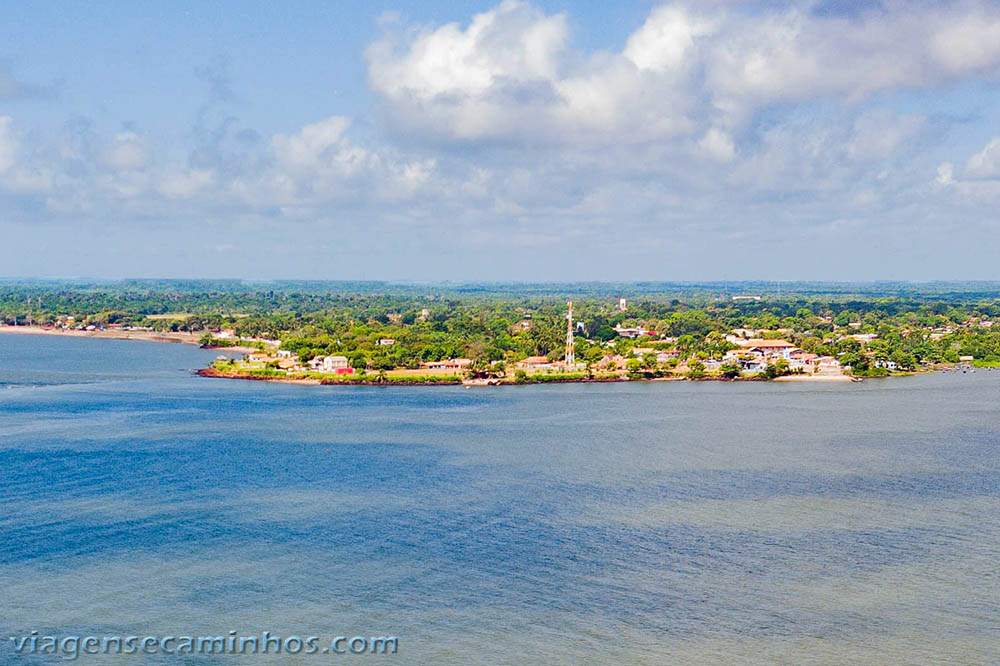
[1,334,998,664]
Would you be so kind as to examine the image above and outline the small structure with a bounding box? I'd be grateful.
[516,355,553,370]
[613,324,649,338]
[737,339,797,360]
[377,338,396,346]
[309,355,352,373]
[656,349,683,363]
[421,358,472,371]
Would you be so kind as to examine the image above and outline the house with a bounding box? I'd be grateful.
[737,339,797,360]
[216,329,236,340]
[613,324,648,338]
[816,356,842,374]
[377,338,396,346]
[421,358,472,370]
[618,297,627,311]
[598,354,626,369]
[789,351,819,371]
[309,355,351,372]
[276,349,296,359]
[516,355,554,370]
[847,333,878,343]
[656,349,683,363]
[631,347,656,357]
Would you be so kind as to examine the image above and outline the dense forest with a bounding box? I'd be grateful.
[3,280,1000,372]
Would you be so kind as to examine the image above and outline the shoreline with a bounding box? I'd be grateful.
[3,326,935,387]
[0,325,257,353]
[197,366,865,387]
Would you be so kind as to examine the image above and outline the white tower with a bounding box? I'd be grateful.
[565,301,575,366]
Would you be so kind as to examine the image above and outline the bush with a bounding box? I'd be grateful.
[719,362,741,379]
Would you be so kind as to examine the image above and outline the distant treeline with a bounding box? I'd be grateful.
[3,280,1000,370]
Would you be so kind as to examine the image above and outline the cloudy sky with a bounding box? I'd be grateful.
[2,0,1000,280]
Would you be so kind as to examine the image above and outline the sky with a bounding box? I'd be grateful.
[2,0,1000,281]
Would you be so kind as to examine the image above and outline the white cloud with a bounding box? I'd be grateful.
[936,162,955,186]
[933,138,1000,202]
[367,1,1000,144]
[623,6,713,73]
[105,131,149,171]
[368,0,566,99]
[964,137,1000,180]
[847,110,928,161]
[4,1,1000,279]
[698,127,736,162]
[271,116,353,174]
[930,15,1000,73]
[159,168,215,199]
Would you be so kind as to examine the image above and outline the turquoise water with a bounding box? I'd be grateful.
[1,334,999,664]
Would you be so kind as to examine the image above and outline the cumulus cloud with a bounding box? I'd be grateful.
[105,131,149,171]
[4,0,1000,278]
[624,6,714,73]
[934,137,1000,203]
[367,0,1000,144]
[964,137,1000,180]
[159,168,215,199]
[698,127,737,162]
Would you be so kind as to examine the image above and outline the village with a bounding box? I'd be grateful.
[206,296,986,384]
[3,288,992,385]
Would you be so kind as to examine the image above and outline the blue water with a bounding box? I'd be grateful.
[1,334,999,664]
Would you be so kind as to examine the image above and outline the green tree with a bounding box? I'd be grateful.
[719,361,741,379]
[687,360,706,379]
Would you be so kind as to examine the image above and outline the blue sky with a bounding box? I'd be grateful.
[2,0,1000,280]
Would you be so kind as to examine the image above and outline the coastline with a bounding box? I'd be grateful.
[772,374,856,382]
[197,366,864,387]
[2,326,924,387]
[0,325,256,353]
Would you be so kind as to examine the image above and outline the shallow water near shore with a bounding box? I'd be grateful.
[2,334,999,665]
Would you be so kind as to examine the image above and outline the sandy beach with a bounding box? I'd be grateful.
[0,325,256,352]
[772,374,855,382]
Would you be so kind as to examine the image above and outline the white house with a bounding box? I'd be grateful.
[309,355,350,372]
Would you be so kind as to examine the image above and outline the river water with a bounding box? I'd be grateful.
[1,334,998,664]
